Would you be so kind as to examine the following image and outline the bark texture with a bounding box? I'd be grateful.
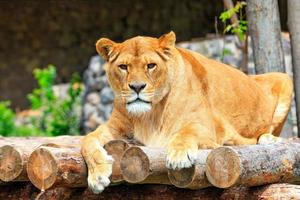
[206,142,300,188]
[27,146,87,190]
[0,136,82,182]
[246,0,285,73]
[288,0,300,137]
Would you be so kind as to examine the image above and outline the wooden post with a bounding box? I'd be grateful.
[206,142,300,188]
[120,146,170,185]
[246,0,285,73]
[288,0,300,137]
[0,136,82,182]
[167,150,211,189]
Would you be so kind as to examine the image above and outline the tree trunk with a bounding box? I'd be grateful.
[0,136,82,182]
[246,0,285,73]
[167,150,211,189]
[206,142,300,188]
[120,146,171,185]
[288,0,300,137]
[1,182,300,200]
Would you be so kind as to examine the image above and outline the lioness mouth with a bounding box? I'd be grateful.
[127,98,151,105]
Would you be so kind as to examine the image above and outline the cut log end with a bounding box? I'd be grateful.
[103,140,130,182]
[0,145,23,182]
[27,147,58,190]
[206,147,241,188]
[168,166,196,188]
[120,146,150,183]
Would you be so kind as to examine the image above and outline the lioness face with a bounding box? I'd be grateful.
[96,32,176,115]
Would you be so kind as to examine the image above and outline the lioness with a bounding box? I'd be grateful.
[81,31,293,193]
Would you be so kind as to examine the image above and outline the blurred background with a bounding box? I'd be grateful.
[0,0,296,137]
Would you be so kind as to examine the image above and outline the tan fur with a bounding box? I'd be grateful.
[81,32,293,193]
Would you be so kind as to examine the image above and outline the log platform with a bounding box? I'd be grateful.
[1,136,300,199]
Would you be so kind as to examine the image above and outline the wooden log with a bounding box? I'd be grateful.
[120,146,171,185]
[0,136,82,182]
[1,182,300,200]
[27,146,87,191]
[220,183,300,200]
[26,139,129,190]
[206,142,300,188]
[167,150,211,189]
[103,140,130,183]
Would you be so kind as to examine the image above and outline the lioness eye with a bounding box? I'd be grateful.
[147,63,156,69]
[118,64,128,71]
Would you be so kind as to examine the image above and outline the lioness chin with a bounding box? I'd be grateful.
[81,31,293,194]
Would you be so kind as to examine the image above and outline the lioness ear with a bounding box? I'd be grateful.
[96,38,116,61]
[158,31,176,47]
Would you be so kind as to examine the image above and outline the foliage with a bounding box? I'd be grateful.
[44,74,82,136]
[219,1,247,41]
[28,65,56,109]
[0,101,15,136]
[27,65,82,136]
[0,65,82,137]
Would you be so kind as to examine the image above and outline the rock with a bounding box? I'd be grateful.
[81,56,114,134]
[86,92,101,106]
[100,87,114,104]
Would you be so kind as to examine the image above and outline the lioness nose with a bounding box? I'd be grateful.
[129,83,146,93]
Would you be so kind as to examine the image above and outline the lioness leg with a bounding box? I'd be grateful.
[166,123,219,170]
[252,73,293,137]
[270,75,293,136]
[81,124,118,194]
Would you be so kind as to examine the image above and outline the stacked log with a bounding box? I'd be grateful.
[2,137,300,199]
[26,139,131,190]
[206,142,300,188]
[103,140,131,183]
[120,146,171,184]
[27,146,87,190]
[0,136,82,182]
[167,149,211,189]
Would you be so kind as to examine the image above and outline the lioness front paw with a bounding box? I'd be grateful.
[87,153,114,194]
[166,147,198,170]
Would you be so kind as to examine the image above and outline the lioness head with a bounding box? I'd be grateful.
[96,32,176,115]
